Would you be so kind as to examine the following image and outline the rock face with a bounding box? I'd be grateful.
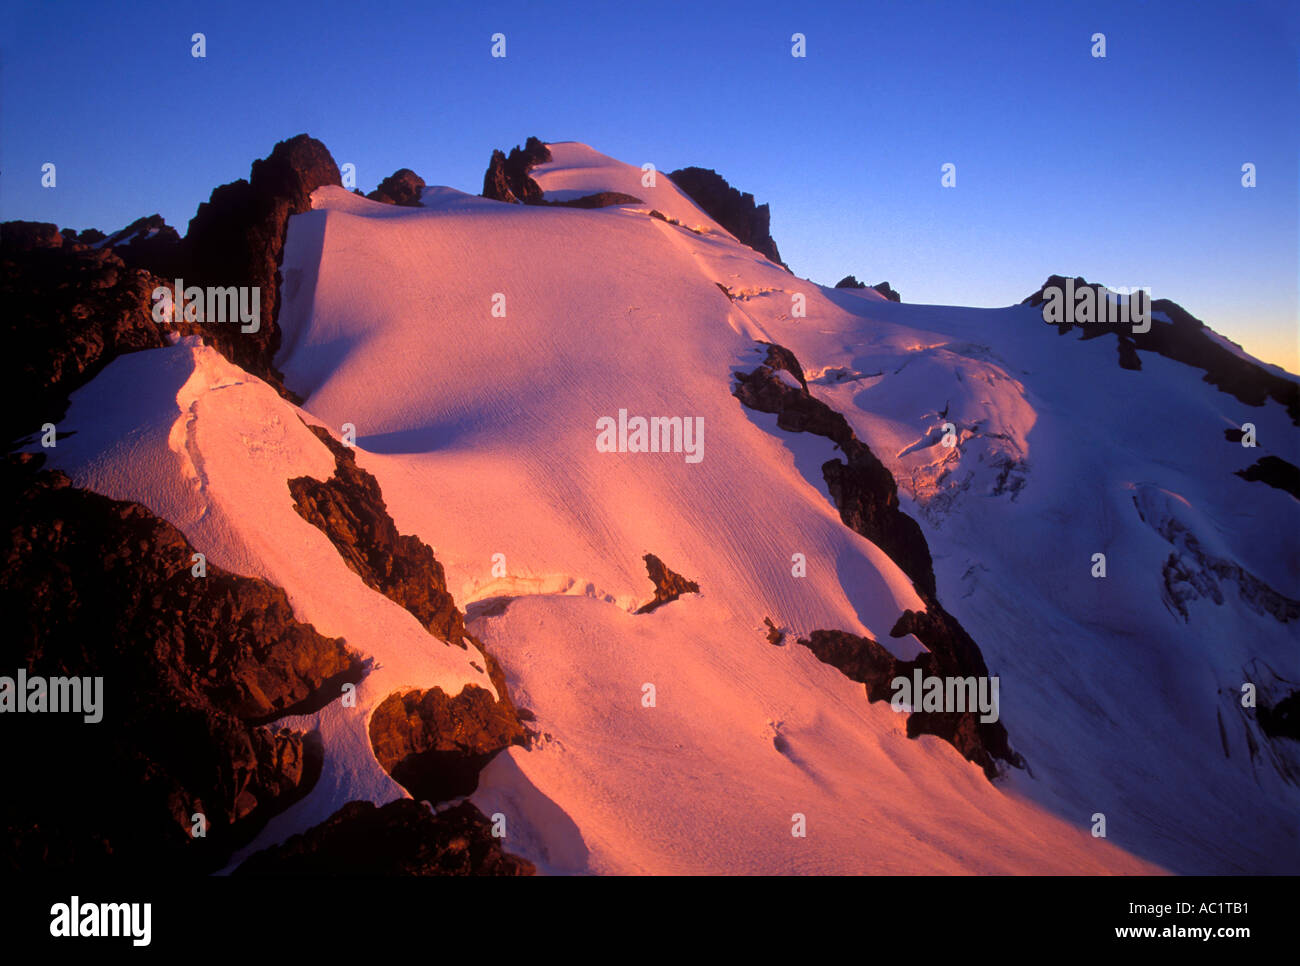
[667,166,786,268]
[289,425,467,646]
[287,424,527,804]
[184,134,342,391]
[366,168,426,207]
[835,275,867,289]
[635,553,701,613]
[0,455,360,873]
[1024,275,1300,424]
[235,799,534,876]
[481,137,552,204]
[733,342,1022,778]
[872,281,900,302]
[0,220,181,446]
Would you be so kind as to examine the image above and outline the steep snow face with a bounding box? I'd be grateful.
[271,141,1294,874]
[44,141,1298,874]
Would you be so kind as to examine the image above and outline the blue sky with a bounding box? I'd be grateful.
[3,0,1297,369]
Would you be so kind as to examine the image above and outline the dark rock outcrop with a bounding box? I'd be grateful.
[368,684,526,803]
[481,137,552,204]
[1259,690,1300,741]
[183,133,342,391]
[288,425,466,646]
[833,275,899,301]
[764,616,785,646]
[798,627,1018,779]
[734,343,934,595]
[667,166,786,268]
[0,455,359,873]
[872,281,900,302]
[1,221,184,446]
[734,342,1021,778]
[235,799,533,875]
[635,553,701,613]
[366,168,426,207]
[1024,275,1300,424]
[1236,456,1300,500]
[543,191,642,209]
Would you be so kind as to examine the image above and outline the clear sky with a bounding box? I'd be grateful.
[3,0,1297,370]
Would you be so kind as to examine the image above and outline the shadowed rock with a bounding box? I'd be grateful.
[798,626,1019,780]
[367,168,426,207]
[734,343,934,595]
[1236,456,1300,500]
[184,133,342,392]
[235,799,533,875]
[1,221,190,447]
[0,455,359,873]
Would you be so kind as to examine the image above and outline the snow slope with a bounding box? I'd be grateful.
[45,141,1299,874]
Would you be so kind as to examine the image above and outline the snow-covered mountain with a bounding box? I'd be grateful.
[6,138,1297,875]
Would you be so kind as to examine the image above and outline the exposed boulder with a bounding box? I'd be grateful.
[235,799,533,875]
[367,168,426,207]
[835,275,867,289]
[667,166,787,268]
[0,455,360,873]
[183,133,342,392]
[368,684,527,803]
[635,553,701,613]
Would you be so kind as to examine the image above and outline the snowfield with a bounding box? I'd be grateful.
[44,142,1299,874]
